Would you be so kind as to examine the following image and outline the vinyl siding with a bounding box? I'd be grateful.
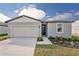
[47,23,71,38]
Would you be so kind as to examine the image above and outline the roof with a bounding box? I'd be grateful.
[5,15,75,23]
[5,15,43,23]
[45,18,75,23]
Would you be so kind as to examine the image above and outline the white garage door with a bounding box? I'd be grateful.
[11,26,39,38]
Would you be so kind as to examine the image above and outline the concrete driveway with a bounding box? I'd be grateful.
[0,38,37,56]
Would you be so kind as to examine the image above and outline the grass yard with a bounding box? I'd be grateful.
[34,44,79,56]
[0,34,8,41]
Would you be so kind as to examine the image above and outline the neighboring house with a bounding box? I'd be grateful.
[0,22,8,34]
[72,19,79,36]
[5,15,74,38]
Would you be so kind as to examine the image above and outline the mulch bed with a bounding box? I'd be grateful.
[49,39,79,49]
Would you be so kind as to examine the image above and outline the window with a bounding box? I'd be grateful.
[56,23,63,33]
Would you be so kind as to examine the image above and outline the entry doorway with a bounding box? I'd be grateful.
[42,23,47,37]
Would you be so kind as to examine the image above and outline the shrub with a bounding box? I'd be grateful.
[37,37,43,41]
[48,36,55,43]
[72,36,79,42]
[0,33,8,36]
[48,36,55,39]
[55,37,64,44]
[61,37,66,41]
[48,36,65,44]
[59,37,64,44]
[67,38,72,42]
[54,37,60,41]
[54,36,59,41]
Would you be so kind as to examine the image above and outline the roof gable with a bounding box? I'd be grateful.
[5,15,43,23]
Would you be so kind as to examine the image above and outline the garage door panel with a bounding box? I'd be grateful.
[12,26,39,38]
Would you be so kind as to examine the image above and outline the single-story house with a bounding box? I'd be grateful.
[5,15,74,38]
[72,19,79,36]
[0,22,8,34]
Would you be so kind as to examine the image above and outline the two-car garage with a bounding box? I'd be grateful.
[12,26,39,38]
[6,15,42,38]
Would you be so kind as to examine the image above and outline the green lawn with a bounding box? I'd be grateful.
[0,34,8,41]
[34,44,79,56]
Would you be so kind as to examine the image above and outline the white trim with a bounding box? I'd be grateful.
[56,23,64,33]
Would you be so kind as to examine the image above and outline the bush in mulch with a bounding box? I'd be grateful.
[37,37,43,41]
[48,36,55,43]
[48,36,79,48]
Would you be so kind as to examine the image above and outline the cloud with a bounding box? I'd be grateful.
[0,13,11,22]
[47,13,72,21]
[14,10,19,13]
[74,12,79,16]
[18,4,46,19]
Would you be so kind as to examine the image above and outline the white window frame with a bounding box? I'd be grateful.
[56,23,63,33]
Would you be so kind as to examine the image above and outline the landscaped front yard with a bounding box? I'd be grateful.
[34,44,79,56]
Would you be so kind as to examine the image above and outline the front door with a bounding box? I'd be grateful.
[42,23,47,36]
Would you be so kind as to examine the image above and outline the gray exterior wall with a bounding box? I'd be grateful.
[47,23,72,38]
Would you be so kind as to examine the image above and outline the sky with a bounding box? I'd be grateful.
[0,3,79,22]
